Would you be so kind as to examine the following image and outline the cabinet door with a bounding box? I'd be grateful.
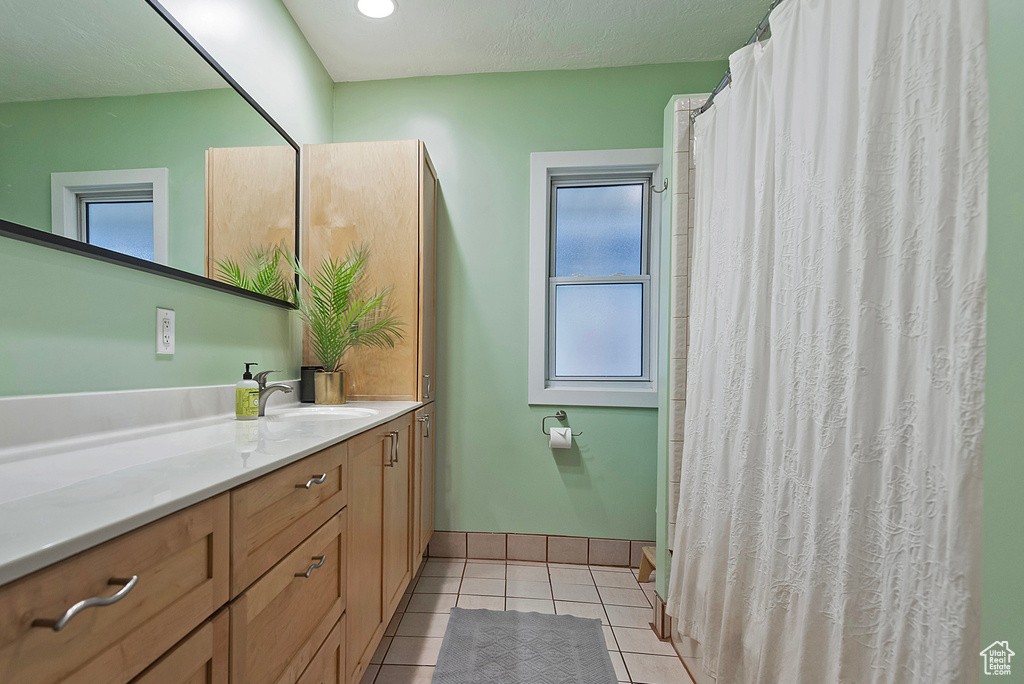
[383,415,413,616]
[418,143,437,402]
[131,611,228,684]
[345,428,387,683]
[414,404,435,560]
[296,616,344,684]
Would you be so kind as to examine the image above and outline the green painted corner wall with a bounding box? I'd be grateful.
[333,63,726,540]
[983,0,1024,664]
[0,88,284,275]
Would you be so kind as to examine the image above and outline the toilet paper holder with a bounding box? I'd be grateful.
[542,410,583,437]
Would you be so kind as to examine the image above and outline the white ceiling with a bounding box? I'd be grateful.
[283,0,766,83]
[0,0,226,104]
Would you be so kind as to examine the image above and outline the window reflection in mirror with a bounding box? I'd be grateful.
[0,0,298,302]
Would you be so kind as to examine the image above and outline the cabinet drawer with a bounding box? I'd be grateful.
[231,441,347,594]
[132,610,228,684]
[0,495,229,684]
[297,616,345,684]
[231,509,347,684]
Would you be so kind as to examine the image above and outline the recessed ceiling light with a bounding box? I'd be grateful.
[356,0,396,18]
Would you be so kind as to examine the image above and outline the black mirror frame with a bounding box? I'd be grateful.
[0,0,302,310]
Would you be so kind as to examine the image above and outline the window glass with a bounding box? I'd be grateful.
[86,201,155,261]
[554,283,643,377]
[554,184,643,277]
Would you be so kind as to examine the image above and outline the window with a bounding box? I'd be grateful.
[51,168,168,264]
[529,149,662,407]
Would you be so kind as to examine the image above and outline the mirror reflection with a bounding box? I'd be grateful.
[0,0,298,301]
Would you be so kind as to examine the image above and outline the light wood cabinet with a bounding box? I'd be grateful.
[131,611,229,684]
[0,495,228,684]
[303,140,437,402]
[413,404,436,562]
[205,145,297,279]
[230,441,347,596]
[229,510,347,684]
[383,414,414,616]
[297,616,345,684]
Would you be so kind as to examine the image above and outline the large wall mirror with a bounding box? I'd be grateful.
[0,0,299,306]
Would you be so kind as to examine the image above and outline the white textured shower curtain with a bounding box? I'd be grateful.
[666,0,987,683]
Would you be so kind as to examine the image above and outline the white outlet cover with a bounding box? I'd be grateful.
[157,308,175,355]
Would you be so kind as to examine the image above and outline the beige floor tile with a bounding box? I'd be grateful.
[622,653,693,684]
[464,562,505,579]
[612,627,677,656]
[359,664,380,684]
[608,650,630,682]
[370,636,392,664]
[383,637,445,666]
[507,533,547,562]
[554,601,608,624]
[420,560,465,578]
[598,586,652,608]
[456,594,504,610]
[374,665,436,684]
[385,610,404,636]
[414,576,461,594]
[460,577,505,596]
[602,625,618,650]
[428,532,467,558]
[506,564,549,582]
[593,570,642,589]
[505,598,555,614]
[405,593,458,613]
[507,560,548,567]
[548,536,589,564]
[466,532,506,560]
[549,567,594,585]
[396,611,451,637]
[589,565,633,573]
[589,539,631,566]
[552,582,601,603]
[506,579,552,599]
[605,605,653,628]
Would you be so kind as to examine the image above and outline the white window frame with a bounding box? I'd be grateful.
[528,148,662,408]
[51,168,169,264]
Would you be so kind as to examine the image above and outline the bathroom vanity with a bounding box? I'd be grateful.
[0,401,435,684]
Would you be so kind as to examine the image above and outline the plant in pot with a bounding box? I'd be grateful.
[213,243,296,302]
[286,245,403,404]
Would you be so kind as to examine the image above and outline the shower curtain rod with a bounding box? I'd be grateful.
[691,0,783,121]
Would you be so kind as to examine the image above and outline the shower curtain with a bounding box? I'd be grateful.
[666,0,987,682]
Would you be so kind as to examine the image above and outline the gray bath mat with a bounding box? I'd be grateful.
[432,607,617,684]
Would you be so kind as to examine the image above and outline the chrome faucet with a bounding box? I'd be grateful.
[254,370,293,417]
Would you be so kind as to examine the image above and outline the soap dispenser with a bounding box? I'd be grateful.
[236,362,259,421]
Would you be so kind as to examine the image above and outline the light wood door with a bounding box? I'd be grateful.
[418,144,437,402]
[205,145,296,279]
[414,404,435,561]
[345,427,387,684]
[230,511,346,684]
[131,611,228,684]
[383,414,413,616]
[0,495,228,684]
[296,615,345,684]
[303,140,428,401]
[230,441,347,596]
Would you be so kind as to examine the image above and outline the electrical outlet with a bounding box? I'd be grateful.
[157,308,175,355]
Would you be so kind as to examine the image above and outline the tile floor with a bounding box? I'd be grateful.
[359,559,694,684]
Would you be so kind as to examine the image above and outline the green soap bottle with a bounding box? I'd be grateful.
[236,362,259,421]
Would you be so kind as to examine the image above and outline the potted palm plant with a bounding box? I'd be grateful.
[214,244,295,302]
[286,245,404,404]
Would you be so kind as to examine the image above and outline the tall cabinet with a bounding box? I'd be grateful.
[304,140,437,684]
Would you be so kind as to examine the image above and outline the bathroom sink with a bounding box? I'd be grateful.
[268,406,379,421]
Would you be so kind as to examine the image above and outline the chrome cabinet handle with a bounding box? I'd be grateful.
[32,575,138,632]
[384,431,395,467]
[418,414,431,438]
[297,473,328,489]
[391,430,400,464]
[423,374,432,399]
[295,555,327,578]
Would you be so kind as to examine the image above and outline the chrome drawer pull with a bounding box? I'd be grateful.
[418,414,431,438]
[295,555,327,578]
[297,473,328,489]
[391,430,400,464]
[32,575,138,632]
[384,431,396,467]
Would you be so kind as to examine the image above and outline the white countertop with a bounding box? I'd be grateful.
[0,401,420,586]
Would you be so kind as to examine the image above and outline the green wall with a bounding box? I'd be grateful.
[334,63,725,540]
[983,0,1023,665]
[0,88,285,275]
